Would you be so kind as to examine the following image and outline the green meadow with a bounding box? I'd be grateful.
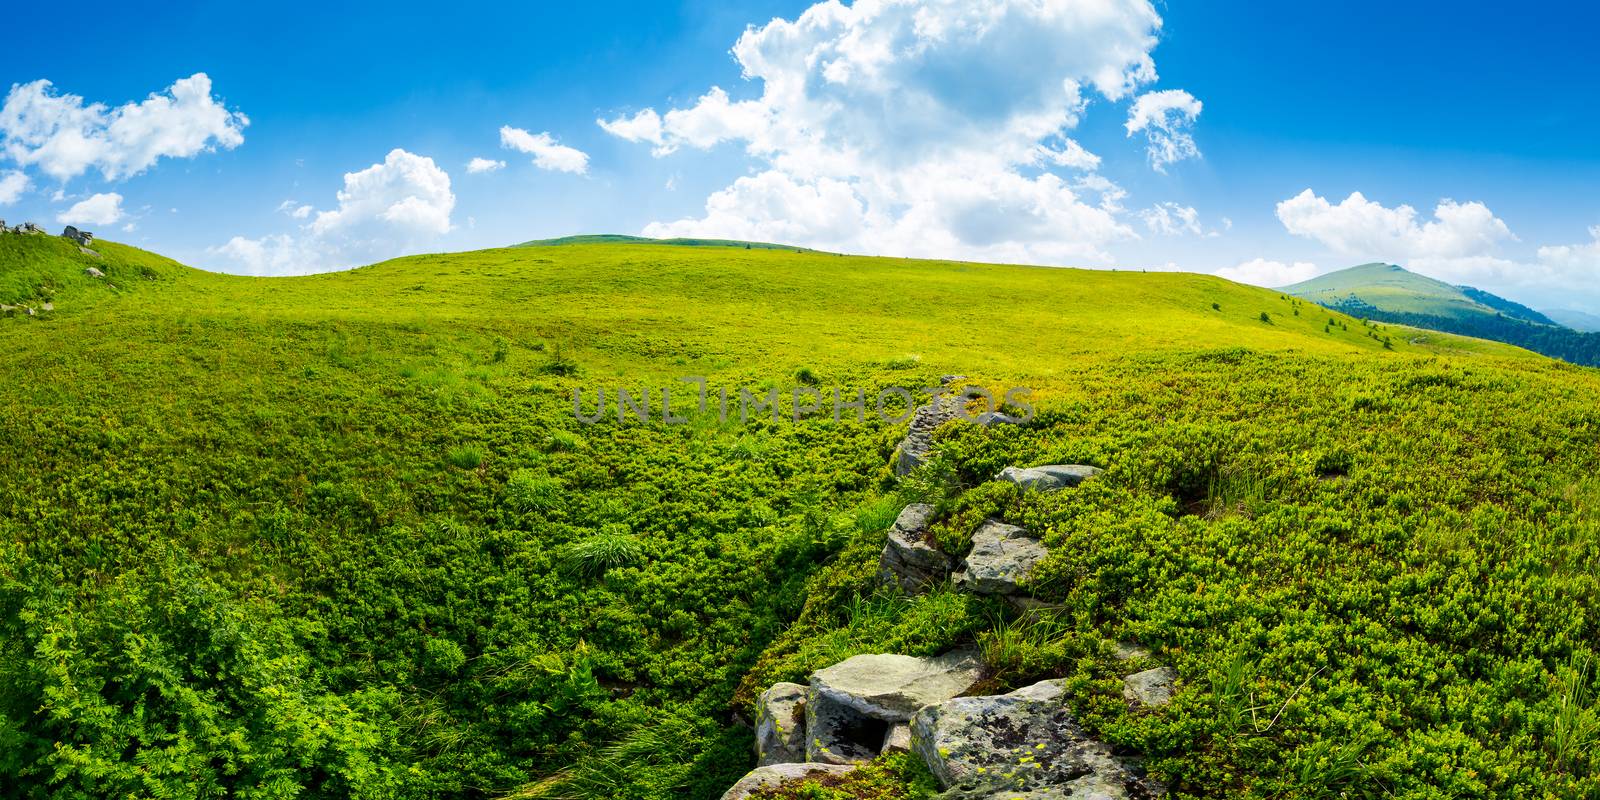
[2,234,1598,799]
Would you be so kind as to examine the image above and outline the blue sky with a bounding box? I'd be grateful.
[3,0,1599,312]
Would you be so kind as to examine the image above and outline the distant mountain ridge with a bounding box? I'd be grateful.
[1283,263,1600,366]
[1546,308,1600,332]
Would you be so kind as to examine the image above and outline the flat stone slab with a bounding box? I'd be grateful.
[807,650,984,764]
[1122,667,1178,708]
[755,682,808,765]
[996,465,1103,491]
[719,763,856,800]
[911,679,1160,799]
[956,520,1048,595]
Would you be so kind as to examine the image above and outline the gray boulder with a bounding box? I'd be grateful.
[911,679,1160,800]
[807,650,983,764]
[84,267,105,278]
[754,682,808,766]
[973,411,1026,427]
[879,503,951,592]
[955,520,1048,595]
[61,225,94,246]
[1122,667,1178,708]
[997,465,1103,491]
[719,763,856,800]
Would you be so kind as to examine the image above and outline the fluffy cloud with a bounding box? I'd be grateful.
[56,192,124,225]
[310,148,454,236]
[0,170,27,204]
[1125,89,1201,172]
[1277,190,1514,261]
[499,127,588,174]
[1215,258,1321,288]
[600,0,1194,264]
[466,157,505,174]
[208,149,453,275]
[1139,202,1202,236]
[0,73,246,181]
[1537,225,1600,270]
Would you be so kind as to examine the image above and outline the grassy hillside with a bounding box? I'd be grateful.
[1285,262,1600,366]
[516,233,823,252]
[2,238,1598,800]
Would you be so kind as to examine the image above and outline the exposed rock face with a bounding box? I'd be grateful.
[61,226,94,246]
[719,763,856,800]
[84,267,105,278]
[997,464,1103,491]
[806,650,983,764]
[755,682,808,766]
[911,679,1160,800]
[879,503,951,593]
[955,520,1048,595]
[1122,667,1178,708]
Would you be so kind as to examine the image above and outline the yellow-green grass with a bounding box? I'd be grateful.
[2,234,1597,800]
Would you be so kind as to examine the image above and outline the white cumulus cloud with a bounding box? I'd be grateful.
[56,192,123,225]
[0,170,27,204]
[310,148,454,236]
[208,149,454,275]
[499,127,588,174]
[466,157,505,174]
[1277,189,1515,261]
[1215,258,1321,288]
[1125,89,1202,172]
[0,73,247,181]
[599,0,1190,264]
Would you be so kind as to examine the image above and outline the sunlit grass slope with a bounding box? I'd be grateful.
[1,236,1597,800]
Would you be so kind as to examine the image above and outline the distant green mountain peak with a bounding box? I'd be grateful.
[1283,262,1600,365]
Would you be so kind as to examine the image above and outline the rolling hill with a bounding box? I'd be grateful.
[2,234,1598,799]
[515,233,824,252]
[1284,262,1600,366]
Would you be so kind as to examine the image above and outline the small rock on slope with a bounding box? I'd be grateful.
[996,464,1103,491]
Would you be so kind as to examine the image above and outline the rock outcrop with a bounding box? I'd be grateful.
[806,650,983,764]
[84,267,105,278]
[911,679,1161,800]
[755,682,808,766]
[719,763,856,800]
[61,226,94,246]
[893,389,961,476]
[955,520,1048,595]
[878,503,952,593]
[997,464,1103,491]
[1122,667,1178,708]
